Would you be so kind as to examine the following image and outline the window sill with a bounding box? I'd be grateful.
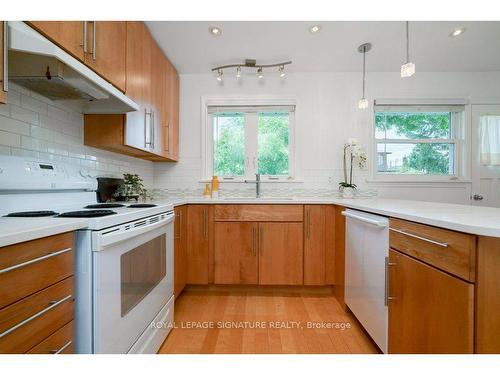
[199,179,304,184]
[366,178,472,184]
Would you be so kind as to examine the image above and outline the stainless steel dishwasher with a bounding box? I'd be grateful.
[342,209,389,353]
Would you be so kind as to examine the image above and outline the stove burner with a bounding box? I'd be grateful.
[4,210,59,217]
[127,204,157,208]
[58,210,117,218]
[85,203,125,209]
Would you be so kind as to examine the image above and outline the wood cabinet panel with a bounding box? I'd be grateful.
[84,21,126,92]
[258,222,303,285]
[476,236,500,353]
[174,205,188,298]
[214,222,258,284]
[303,205,335,285]
[214,204,304,222]
[27,320,74,354]
[0,233,74,309]
[0,277,74,354]
[388,249,474,354]
[186,205,210,284]
[389,218,476,281]
[27,21,85,61]
[124,21,151,152]
[0,21,6,104]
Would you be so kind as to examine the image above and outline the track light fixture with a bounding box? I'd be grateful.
[358,43,371,110]
[401,21,415,78]
[211,59,292,82]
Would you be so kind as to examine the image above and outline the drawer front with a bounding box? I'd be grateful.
[0,234,74,309]
[27,320,74,354]
[214,205,304,222]
[389,218,476,281]
[0,277,74,354]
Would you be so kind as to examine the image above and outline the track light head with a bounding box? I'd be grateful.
[257,67,264,79]
[279,65,285,78]
[236,66,241,79]
[216,69,223,82]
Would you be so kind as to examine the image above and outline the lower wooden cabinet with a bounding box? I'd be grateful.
[186,205,210,285]
[174,205,188,298]
[388,249,474,354]
[258,222,303,285]
[214,222,258,284]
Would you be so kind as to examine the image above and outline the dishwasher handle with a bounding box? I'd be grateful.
[342,210,388,228]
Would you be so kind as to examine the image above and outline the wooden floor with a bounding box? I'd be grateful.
[159,286,379,354]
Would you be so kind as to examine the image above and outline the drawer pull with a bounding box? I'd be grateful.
[0,247,72,275]
[389,228,449,248]
[0,294,73,339]
[50,340,73,354]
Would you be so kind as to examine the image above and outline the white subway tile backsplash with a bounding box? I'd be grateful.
[0,84,154,187]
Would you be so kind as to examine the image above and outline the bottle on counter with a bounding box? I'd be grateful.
[203,183,211,199]
[211,176,219,199]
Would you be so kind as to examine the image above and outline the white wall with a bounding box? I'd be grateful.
[0,84,154,187]
[154,71,500,204]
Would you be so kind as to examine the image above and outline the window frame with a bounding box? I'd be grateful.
[201,97,297,182]
[371,101,468,182]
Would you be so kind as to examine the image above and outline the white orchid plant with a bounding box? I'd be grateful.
[339,138,367,191]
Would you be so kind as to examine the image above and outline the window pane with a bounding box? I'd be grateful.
[213,113,245,176]
[375,112,452,140]
[377,143,454,175]
[258,112,289,175]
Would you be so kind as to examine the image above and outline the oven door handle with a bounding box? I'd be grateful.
[97,213,174,250]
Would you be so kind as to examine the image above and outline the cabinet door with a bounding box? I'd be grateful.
[174,206,187,298]
[303,205,335,285]
[388,249,474,353]
[214,222,258,284]
[186,205,210,284]
[28,21,85,61]
[258,222,303,285]
[166,63,179,161]
[150,42,167,156]
[123,21,151,152]
[85,21,126,92]
[0,21,5,104]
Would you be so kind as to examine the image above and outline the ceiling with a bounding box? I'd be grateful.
[146,21,500,74]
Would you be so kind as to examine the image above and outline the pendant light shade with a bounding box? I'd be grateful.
[401,21,415,77]
[357,43,371,110]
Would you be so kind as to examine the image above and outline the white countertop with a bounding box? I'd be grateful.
[1,197,500,247]
[0,217,89,247]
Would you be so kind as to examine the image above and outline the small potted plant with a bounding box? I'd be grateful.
[114,173,149,202]
[339,139,366,198]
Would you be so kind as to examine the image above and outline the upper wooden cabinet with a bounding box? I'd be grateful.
[83,22,179,162]
[84,21,126,92]
[1,21,6,104]
[27,21,86,61]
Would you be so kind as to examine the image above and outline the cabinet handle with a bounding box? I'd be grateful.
[252,226,256,256]
[50,340,73,354]
[92,21,96,60]
[145,109,152,148]
[203,208,208,239]
[0,247,72,275]
[151,111,155,149]
[82,21,88,53]
[259,226,263,256]
[389,227,449,248]
[0,294,73,339]
[384,257,397,306]
[3,21,8,93]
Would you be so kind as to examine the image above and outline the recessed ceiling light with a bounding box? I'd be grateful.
[209,26,222,37]
[309,25,321,34]
[449,27,466,37]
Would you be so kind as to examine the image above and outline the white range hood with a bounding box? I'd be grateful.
[6,21,138,114]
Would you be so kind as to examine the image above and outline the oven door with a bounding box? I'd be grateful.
[91,212,174,353]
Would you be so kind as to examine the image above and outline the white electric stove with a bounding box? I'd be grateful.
[0,156,175,354]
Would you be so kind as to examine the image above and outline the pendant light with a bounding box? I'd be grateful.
[357,43,371,110]
[401,21,415,77]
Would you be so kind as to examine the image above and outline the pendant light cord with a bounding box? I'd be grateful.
[406,21,410,63]
[362,46,366,99]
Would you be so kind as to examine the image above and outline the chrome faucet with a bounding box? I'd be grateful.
[245,173,261,198]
